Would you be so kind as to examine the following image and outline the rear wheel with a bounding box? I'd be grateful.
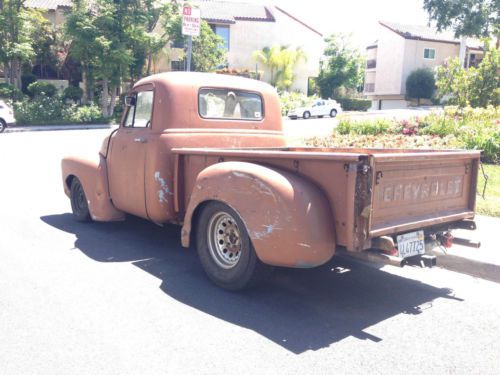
[0,119,6,133]
[70,178,91,222]
[196,201,272,290]
[330,109,338,118]
[303,111,311,119]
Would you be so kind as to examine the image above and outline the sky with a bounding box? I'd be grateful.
[223,0,431,49]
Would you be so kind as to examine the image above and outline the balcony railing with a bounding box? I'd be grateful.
[364,83,375,93]
[366,59,377,69]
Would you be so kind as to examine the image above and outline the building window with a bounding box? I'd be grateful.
[424,48,436,59]
[366,59,377,69]
[171,60,185,71]
[210,24,230,50]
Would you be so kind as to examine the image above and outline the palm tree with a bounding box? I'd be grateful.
[275,47,307,91]
[252,45,307,91]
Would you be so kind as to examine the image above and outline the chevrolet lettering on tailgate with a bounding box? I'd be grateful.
[381,176,464,204]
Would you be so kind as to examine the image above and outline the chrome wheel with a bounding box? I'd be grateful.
[207,211,242,269]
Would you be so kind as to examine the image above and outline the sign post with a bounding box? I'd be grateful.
[182,6,201,72]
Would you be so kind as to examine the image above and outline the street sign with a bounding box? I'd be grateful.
[182,6,201,37]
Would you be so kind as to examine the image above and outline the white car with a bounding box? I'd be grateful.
[0,99,16,133]
[288,99,342,119]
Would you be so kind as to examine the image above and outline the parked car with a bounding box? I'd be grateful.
[288,99,342,119]
[0,100,16,133]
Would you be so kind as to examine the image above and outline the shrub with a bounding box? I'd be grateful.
[64,105,103,123]
[279,91,318,116]
[329,106,500,163]
[27,81,57,98]
[335,118,391,135]
[0,83,24,101]
[14,96,66,123]
[335,98,371,111]
[406,68,435,105]
[63,86,83,103]
[306,133,461,150]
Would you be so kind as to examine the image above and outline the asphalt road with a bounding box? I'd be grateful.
[1,130,499,375]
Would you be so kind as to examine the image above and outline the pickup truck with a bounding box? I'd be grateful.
[62,72,480,290]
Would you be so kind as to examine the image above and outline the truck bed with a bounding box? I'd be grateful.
[172,147,480,251]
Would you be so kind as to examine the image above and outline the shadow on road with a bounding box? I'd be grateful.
[41,213,462,354]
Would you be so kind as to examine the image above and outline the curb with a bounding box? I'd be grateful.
[429,250,500,283]
[4,124,117,133]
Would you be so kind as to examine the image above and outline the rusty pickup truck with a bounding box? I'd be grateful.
[62,72,480,290]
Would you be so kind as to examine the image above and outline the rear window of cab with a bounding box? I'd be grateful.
[199,88,263,121]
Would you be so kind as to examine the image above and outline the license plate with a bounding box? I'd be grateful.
[397,230,425,258]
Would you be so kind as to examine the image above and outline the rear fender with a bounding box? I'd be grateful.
[61,155,125,221]
[181,162,335,268]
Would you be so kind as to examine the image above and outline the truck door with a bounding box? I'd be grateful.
[107,87,154,219]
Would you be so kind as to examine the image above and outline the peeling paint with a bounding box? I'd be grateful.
[154,171,173,204]
[252,220,281,240]
[297,243,311,248]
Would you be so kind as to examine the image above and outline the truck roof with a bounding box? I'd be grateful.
[130,72,283,133]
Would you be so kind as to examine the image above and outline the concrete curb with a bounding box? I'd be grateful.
[4,124,117,133]
[430,250,500,283]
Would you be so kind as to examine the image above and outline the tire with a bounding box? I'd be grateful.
[330,109,338,118]
[318,115,324,118]
[303,111,311,119]
[70,177,92,222]
[0,119,6,133]
[196,201,273,290]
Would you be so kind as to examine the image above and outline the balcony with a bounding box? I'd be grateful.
[366,59,377,69]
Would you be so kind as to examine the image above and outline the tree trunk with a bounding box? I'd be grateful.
[109,85,118,117]
[146,53,152,76]
[101,79,109,117]
[9,59,22,90]
[82,66,90,105]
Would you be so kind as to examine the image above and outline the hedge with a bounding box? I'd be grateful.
[336,98,371,112]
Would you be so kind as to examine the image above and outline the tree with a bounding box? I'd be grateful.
[65,0,180,116]
[423,0,499,39]
[316,34,365,99]
[167,16,226,72]
[252,46,285,87]
[436,43,500,107]
[252,46,307,90]
[406,68,436,105]
[0,1,39,89]
[469,41,500,106]
[423,0,500,60]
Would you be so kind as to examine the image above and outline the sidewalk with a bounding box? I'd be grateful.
[5,123,117,133]
[430,215,500,283]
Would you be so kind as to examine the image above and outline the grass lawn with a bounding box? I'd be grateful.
[476,163,500,217]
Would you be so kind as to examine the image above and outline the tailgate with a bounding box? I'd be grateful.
[369,151,480,237]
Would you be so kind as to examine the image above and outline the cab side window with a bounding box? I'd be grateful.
[123,91,154,128]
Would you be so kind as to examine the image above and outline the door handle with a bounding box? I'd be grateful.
[134,137,147,143]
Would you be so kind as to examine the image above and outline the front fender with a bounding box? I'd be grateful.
[61,154,125,222]
[181,162,335,268]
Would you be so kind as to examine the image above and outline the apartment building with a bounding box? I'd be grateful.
[364,21,483,110]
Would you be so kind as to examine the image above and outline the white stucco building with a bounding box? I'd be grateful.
[364,21,483,110]
[194,1,324,93]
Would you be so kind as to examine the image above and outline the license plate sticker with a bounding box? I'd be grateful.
[397,230,425,258]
